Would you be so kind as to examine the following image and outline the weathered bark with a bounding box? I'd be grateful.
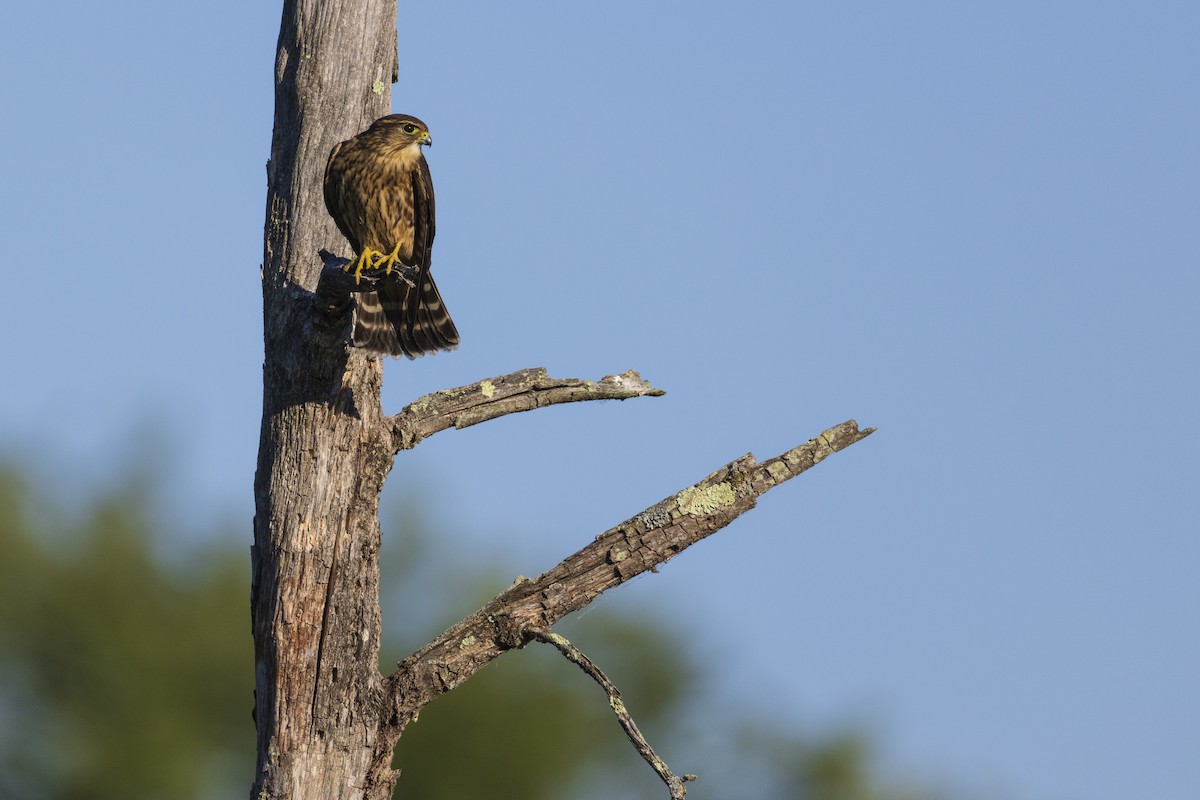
[253,2,873,799]
[252,0,398,797]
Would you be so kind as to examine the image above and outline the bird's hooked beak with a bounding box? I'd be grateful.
[419,131,432,147]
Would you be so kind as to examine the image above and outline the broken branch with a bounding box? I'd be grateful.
[380,420,874,742]
[388,368,666,451]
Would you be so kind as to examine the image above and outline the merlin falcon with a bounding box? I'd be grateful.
[323,114,459,358]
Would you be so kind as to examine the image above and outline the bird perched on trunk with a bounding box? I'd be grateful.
[323,114,459,358]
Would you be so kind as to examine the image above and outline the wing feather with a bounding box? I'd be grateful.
[323,140,363,253]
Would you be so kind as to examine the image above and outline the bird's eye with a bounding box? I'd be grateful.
[403,124,417,134]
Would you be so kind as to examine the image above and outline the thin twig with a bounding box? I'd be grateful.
[527,628,694,799]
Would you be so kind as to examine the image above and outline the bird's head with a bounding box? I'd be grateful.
[372,114,432,148]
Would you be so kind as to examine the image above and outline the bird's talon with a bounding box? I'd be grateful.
[374,243,404,277]
[342,248,381,285]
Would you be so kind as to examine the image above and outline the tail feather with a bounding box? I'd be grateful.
[352,273,458,358]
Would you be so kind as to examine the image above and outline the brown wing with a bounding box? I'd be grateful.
[412,154,436,270]
[323,140,362,253]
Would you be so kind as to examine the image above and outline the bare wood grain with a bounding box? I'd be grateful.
[253,1,399,798]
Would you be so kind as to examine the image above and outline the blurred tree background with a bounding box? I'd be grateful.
[0,461,939,800]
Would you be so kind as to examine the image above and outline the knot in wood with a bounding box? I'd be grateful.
[490,613,528,650]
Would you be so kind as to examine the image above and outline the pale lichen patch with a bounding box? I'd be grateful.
[634,506,671,531]
[677,482,735,516]
[479,380,496,399]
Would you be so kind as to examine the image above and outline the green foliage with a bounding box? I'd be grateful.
[707,725,941,800]
[0,464,940,800]
[0,466,252,800]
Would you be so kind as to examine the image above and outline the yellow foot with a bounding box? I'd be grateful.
[343,248,380,284]
[372,242,406,276]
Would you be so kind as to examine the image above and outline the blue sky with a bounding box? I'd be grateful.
[2,2,1197,798]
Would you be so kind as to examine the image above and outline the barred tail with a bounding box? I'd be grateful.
[352,273,459,358]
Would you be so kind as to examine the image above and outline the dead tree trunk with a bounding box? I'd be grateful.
[251,0,399,796]
[252,2,872,799]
